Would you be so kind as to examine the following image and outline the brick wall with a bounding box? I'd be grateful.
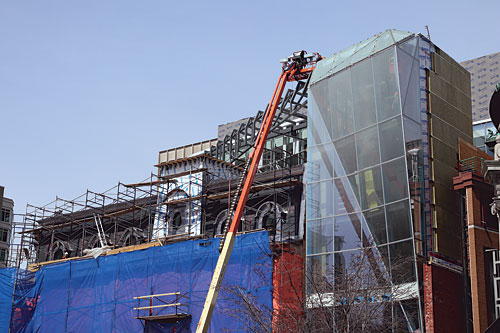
[424,263,466,332]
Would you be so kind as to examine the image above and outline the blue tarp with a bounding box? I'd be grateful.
[0,231,272,332]
[0,268,16,331]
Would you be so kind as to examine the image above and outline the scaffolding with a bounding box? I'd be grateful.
[7,67,311,289]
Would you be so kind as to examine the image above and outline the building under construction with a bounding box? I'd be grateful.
[1,49,309,332]
[0,29,495,332]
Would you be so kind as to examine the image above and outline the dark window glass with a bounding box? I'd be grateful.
[334,250,360,285]
[333,134,357,175]
[377,245,390,271]
[402,54,421,122]
[0,249,5,262]
[334,214,363,251]
[396,48,414,110]
[386,200,412,242]
[382,157,409,203]
[389,240,416,284]
[1,209,10,223]
[334,176,361,215]
[359,166,384,210]
[173,213,182,229]
[334,249,385,289]
[373,47,401,121]
[364,208,387,245]
[352,59,376,130]
[0,229,7,243]
[306,218,334,255]
[356,125,380,170]
[306,254,333,294]
[379,116,404,162]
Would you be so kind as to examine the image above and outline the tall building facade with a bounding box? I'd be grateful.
[306,30,472,331]
[461,52,500,155]
[0,186,13,268]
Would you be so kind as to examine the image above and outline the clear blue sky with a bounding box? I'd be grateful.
[1,0,499,218]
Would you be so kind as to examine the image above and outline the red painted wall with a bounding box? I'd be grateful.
[272,252,303,332]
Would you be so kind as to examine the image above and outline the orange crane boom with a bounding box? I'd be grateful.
[196,51,322,333]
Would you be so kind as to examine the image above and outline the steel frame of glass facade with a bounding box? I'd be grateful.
[306,31,433,330]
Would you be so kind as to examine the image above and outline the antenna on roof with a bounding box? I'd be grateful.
[424,25,431,41]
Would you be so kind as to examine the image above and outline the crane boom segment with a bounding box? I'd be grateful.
[196,51,322,333]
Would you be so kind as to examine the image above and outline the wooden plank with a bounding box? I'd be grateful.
[136,313,191,322]
[134,303,182,310]
[133,292,180,299]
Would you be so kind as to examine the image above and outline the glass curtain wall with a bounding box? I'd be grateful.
[473,120,496,155]
[306,36,424,330]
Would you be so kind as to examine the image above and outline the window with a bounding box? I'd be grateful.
[0,249,6,262]
[1,209,10,223]
[0,229,8,243]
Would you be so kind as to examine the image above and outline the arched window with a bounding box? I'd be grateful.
[172,212,182,234]
[53,248,64,260]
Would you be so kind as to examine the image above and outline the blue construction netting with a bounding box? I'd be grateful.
[1,231,272,332]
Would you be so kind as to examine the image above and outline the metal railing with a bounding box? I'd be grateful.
[459,156,485,175]
[133,291,189,321]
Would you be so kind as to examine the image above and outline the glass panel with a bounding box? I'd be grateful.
[400,299,421,332]
[334,247,389,290]
[309,84,332,145]
[359,166,384,210]
[485,122,498,142]
[377,245,390,270]
[334,250,360,281]
[307,183,321,220]
[364,207,387,246]
[399,36,418,58]
[396,48,414,109]
[306,254,333,294]
[333,134,357,176]
[351,38,376,64]
[373,31,395,54]
[379,116,404,162]
[356,125,380,170]
[382,157,409,203]
[308,143,334,182]
[330,68,354,139]
[386,200,412,242]
[334,176,361,215]
[307,181,333,219]
[472,123,486,147]
[403,117,422,147]
[352,59,376,130]
[373,47,401,121]
[310,54,333,85]
[402,56,421,122]
[334,214,363,251]
[391,30,413,44]
[389,240,416,284]
[307,218,334,255]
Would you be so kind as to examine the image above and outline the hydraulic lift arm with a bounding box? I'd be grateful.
[196,51,322,333]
